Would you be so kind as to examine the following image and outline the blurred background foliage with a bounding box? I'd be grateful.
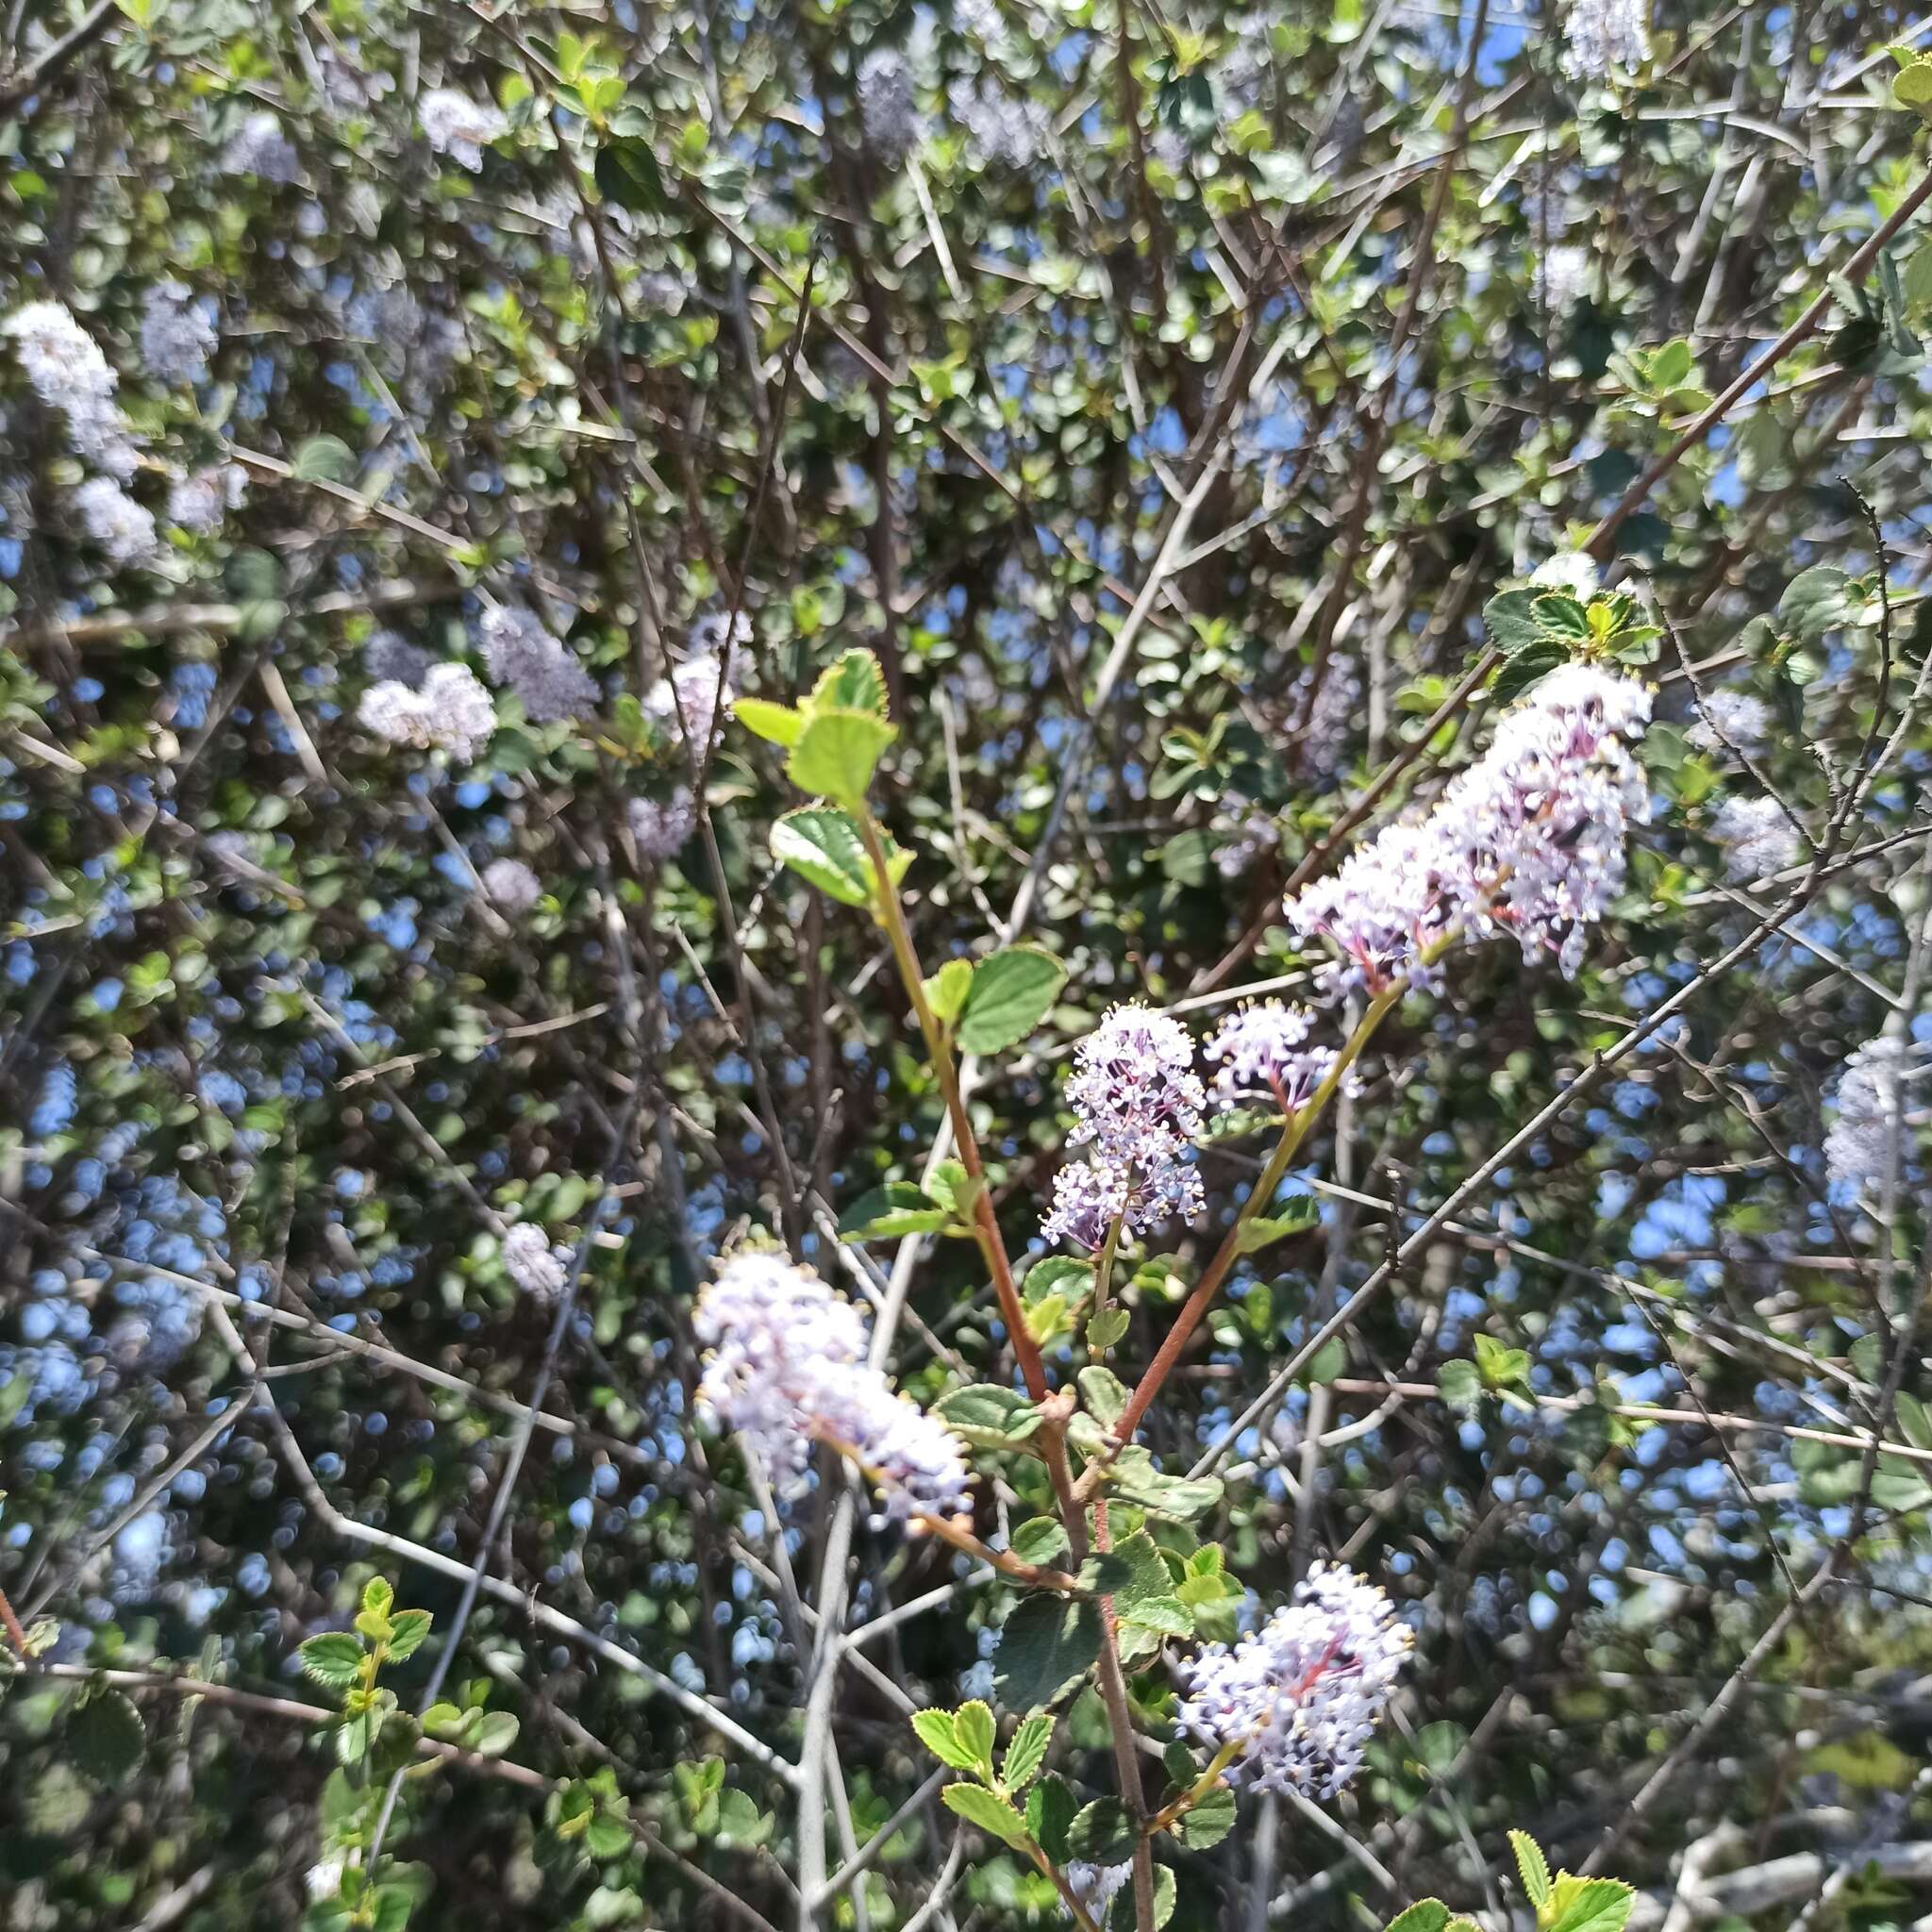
[3,0,1932,1926]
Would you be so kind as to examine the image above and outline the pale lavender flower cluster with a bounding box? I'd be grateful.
[166,462,246,535]
[1560,0,1649,78]
[481,857,542,914]
[73,476,159,569]
[945,77,1047,169]
[1066,1862,1132,1919]
[629,787,696,858]
[479,605,598,723]
[358,662,497,762]
[1205,1001,1337,1113]
[1537,242,1591,311]
[1708,794,1799,883]
[1687,689,1772,754]
[502,1221,568,1298]
[647,613,751,748]
[1174,1562,1413,1799]
[140,280,218,387]
[221,110,301,182]
[1288,658,1651,992]
[694,1252,972,1522]
[1044,1005,1205,1249]
[363,629,435,688]
[5,301,140,478]
[419,87,508,172]
[1824,1035,1905,1202]
[858,48,921,157]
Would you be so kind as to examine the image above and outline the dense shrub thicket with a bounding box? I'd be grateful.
[4,0,1932,1928]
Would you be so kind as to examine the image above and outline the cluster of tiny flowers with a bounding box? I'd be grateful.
[1708,795,1799,883]
[481,857,541,914]
[1174,1563,1414,1799]
[945,78,1047,169]
[1824,1035,1906,1202]
[74,476,159,569]
[419,87,508,171]
[1215,801,1276,880]
[305,1850,359,1903]
[140,280,218,387]
[358,662,497,762]
[629,787,696,858]
[693,1253,971,1521]
[221,109,301,182]
[1204,1001,1337,1113]
[1066,1862,1132,1919]
[1537,242,1591,311]
[1529,550,1599,600]
[646,616,750,747]
[1560,0,1649,78]
[166,462,246,535]
[5,301,140,478]
[479,605,598,723]
[502,1221,568,1298]
[363,629,435,688]
[1045,1005,1206,1248]
[858,48,921,157]
[1687,689,1772,754]
[1288,658,1651,991]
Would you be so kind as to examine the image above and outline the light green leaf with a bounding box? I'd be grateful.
[786,708,897,807]
[1543,1877,1636,1932]
[954,1700,997,1777]
[1509,1831,1553,1907]
[924,958,974,1026]
[733,697,806,747]
[1077,1365,1130,1427]
[838,1183,947,1240]
[941,1781,1034,1850]
[957,946,1067,1055]
[912,1707,976,1770]
[771,807,874,908]
[1003,1711,1055,1790]
[298,1632,367,1691]
[932,1383,1041,1448]
[1384,1903,1452,1932]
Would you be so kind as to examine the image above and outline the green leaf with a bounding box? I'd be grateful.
[1011,1516,1070,1566]
[1003,1711,1055,1790]
[1109,1454,1224,1523]
[1066,1796,1137,1863]
[1234,1197,1322,1251]
[787,708,897,807]
[361,1578,394,1619]
[1301,1334,1347,1385]
[1107,1865,1177,1931]
[716,1787,771,1849]
[1384,1904,1452,1932]
[912,1708,976,1770]
[957,946,1067,1055]
[925,958,974,1025]
[1895,59,1932,110]
[473,1711,520,1757]
[993,1595,1104,1710]
[1439,1359,1482,1414]
[932,1383,1041,1449]
[1509,1831,1553,1908]
[811,648,890,716]
[838,1183,947,1240]
[1077,1531,1176,1617]
[69,1687,144,1787]
[1493,637,1572,705]
[733,697,807,747]
[1088,1307,1130,1351]
[1025,1256,1093,1304]
[954,1700,997,1778]
[1543,1877,1636,1932]
[1025,1774,1078,1861]
[1176,1783,1235,1849]
[292,436,357,485]
[941,1781,1034,1851]
[594,136,665,211]
[386,1608,432,1662]
[1483,586,1546,654]
[1778,565,1854,642]
[771,807,874,908]
[1077,1365,1130,1427]
[299,1632,368,1691]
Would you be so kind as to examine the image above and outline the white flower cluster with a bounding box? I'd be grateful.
[481,857,541,914]
[1537,242,1591,312]
[140,280,218,387]
[858,48,921,158]
[502,1221,568,1298]
[1288,657,1651,991]
[1205,1001,1337,1113]
[479,605,598,723]
[1687,689,1772,754]
[1066,1861,1132,1919]
[693,1252,972,1523]
[221,110,301,183]
[629,787,696,858]
[945,78,1047,169]
[1044,1005,1206,1249]
[167,462,246,535]
[74,476,159,569]
[1825,1035,1905,1203]
[646,613,750,749]
[1708,794,1799,883]
[358,662,497,762]
[1561,0,1650,79]
[5,301,141,478]
[1174,1563,1413,1799]
[419,87,508,172]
